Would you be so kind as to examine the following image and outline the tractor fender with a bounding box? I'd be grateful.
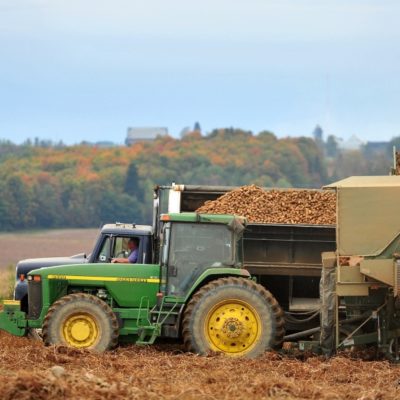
[183,267,251,303]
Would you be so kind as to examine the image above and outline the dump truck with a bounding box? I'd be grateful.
[160,184,336,333]
[0,212,285,357]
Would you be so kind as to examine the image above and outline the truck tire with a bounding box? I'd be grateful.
[182,277,285,358]
[42,293,119,352]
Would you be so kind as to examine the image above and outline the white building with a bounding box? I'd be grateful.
[338,134,365,151]
[125,127,168,146]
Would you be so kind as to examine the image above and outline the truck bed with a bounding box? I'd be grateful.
[178,184,336,276]
[176,184,336,314]
[243,223,335,277]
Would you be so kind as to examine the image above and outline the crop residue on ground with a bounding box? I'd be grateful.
[0,332,399,400]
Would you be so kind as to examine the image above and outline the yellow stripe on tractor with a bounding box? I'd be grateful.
[2,300,21,306]
[47,275,160,284]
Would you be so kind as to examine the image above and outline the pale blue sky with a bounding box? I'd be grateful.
[0,0,399,144]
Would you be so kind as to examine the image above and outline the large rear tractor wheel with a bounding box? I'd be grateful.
[42,293,119,352]
[182,277,285,358]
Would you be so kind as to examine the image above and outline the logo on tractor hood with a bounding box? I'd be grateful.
[47,275,160,283]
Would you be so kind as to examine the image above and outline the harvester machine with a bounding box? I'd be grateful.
[307,176,400,361]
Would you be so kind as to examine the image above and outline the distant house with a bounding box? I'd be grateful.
[364,141,389,156]
[337,136,390,155]
[339,134,365,151]
[80,140,117,148]
[125,127,168,146]
[94,141,117,148]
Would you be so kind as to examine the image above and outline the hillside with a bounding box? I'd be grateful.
[0,130,391,231]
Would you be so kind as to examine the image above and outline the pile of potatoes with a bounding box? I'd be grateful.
[196,184,336,225]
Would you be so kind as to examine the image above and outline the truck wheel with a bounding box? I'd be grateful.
[42,293,119,352]
[182,277,285,358]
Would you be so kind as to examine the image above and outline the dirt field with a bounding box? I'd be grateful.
[0,229,99,270]
[0,332,399,400]
[1,230,400,399]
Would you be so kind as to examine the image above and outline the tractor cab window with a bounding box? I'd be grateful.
[160,223,171,294]
[97,236,112,262]
[167,222,234,296]
[113,237,129,258]
[161,223,171,266]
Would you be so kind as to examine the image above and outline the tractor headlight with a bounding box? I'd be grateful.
[27,275,41,282]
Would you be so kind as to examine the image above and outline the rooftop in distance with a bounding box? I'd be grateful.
[125,127,168,146]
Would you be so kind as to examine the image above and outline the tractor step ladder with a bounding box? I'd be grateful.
[136,296,179,345]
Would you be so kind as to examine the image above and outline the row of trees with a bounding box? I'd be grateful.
[0,129,395,231]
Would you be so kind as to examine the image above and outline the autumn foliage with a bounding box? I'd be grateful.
[0,130,332,230]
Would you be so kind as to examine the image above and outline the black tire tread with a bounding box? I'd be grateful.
[42,293,119,350]
[182,277,285,355]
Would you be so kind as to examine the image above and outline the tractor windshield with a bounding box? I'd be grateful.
[167,222,235,296]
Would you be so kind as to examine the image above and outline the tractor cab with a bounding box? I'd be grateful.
[159,213,246,298]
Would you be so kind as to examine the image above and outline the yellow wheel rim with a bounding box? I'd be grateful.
[205,299,261,355]
[62,313,99,348]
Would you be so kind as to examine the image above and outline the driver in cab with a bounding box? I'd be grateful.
[112,238,138,263]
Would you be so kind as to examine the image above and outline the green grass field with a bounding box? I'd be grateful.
[0,266,14,300]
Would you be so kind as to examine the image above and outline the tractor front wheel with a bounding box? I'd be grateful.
[42,293,119,352]
[182,277,285,358]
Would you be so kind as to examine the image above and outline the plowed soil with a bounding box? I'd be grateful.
[1,229,399,399]
[0,229,98,270]
[0,331,399,400]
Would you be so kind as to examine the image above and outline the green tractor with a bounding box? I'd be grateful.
[0,213,284,357]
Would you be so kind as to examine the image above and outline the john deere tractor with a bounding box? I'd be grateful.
[0,213,284,357]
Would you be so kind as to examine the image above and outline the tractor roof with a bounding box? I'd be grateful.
[101,223,153,236]
[163,212,246,225]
